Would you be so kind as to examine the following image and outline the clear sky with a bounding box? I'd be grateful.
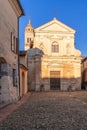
[19,0,87,56]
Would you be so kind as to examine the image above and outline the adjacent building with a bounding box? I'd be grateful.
[0,0,24,103]
[25,18,82,91]
[19,51,28,97]
[81,57,87,89]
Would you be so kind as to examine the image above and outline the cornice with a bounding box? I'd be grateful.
[8,0,24,17]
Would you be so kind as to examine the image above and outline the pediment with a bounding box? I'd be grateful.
[35,18,76,33]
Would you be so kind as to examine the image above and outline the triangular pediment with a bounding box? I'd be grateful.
[35,18,76,33]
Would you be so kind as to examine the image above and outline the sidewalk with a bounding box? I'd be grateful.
[0,92,31,122]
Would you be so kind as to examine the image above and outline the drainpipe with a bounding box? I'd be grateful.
[17,17,20,100]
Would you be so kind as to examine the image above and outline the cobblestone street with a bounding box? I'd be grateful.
[0,91,87,130]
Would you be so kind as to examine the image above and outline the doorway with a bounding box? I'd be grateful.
[50,71,60,90]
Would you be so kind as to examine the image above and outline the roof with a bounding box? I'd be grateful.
[82,56,87,63]
[20,64,28,70]
[8,0,24,16]
[27,48,44,56]
[20,51,27,56]
[17,0,24,15]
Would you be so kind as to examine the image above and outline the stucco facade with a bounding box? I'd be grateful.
[25,18,81,91]
[0,0,24,103]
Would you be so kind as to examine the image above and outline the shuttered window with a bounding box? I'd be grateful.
[11,32,18,54]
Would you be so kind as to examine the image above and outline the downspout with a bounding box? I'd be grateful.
[18,16,20,100]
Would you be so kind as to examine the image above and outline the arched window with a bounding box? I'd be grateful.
[52,41,59,53]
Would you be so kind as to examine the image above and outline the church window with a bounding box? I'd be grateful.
[27,38,29,43]
[52,42,59,52]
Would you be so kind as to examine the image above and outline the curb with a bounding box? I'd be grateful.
[0,103,11,110]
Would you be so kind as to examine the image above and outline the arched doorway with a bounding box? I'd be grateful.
[0,57,7,103]
[22,72,25,96]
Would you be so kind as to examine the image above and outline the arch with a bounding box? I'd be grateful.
[52,41,58,45]
[0,57,8,103]
[0,57,7,78]
[0,57,7,63]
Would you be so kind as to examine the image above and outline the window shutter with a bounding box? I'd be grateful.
[11,32,15,51]
[16,38,19,54]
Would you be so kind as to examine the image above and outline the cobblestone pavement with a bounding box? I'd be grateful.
[0,93,31,122]
[0,91,87,130]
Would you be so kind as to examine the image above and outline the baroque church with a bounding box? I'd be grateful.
[25,18,81,91]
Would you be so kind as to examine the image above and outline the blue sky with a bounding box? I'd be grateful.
[19,0,87,56]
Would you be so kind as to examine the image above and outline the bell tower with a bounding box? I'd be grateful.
[24,20,34,50]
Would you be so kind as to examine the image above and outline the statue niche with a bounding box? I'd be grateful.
[39,43,47,54]
[66,43,71,55]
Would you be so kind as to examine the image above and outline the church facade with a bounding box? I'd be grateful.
[25,18,81,91]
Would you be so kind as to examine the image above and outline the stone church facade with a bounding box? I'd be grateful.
[25,18,81,91]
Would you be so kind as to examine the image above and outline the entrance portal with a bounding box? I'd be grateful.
[50,71,60,90]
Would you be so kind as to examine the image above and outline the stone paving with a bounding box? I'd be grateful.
[0,91,87,130]
[0,92,31,122]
